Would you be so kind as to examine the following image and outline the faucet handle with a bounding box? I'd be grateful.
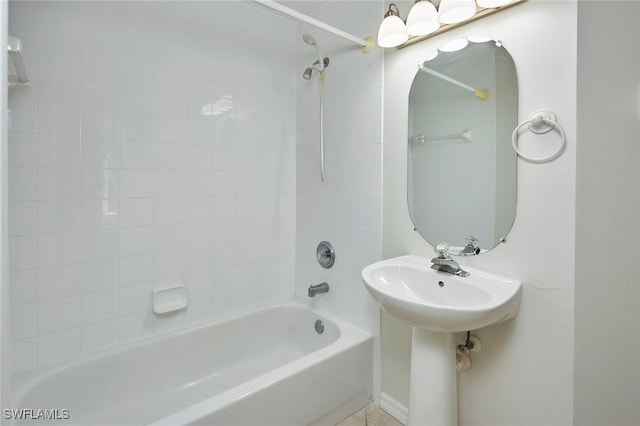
[466,236,479,248]
[434,243,450,259]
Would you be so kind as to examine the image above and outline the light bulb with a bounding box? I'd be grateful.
[406,1,440,37]
[377,14,408,48]
[438,0,477,24]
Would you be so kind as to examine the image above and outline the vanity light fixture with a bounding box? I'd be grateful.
[377,3,409,48]
[438,0,477,24]
[377,0,526,48]
[406,0,439,36]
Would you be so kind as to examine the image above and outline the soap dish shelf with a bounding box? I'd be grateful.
[152,283,187,314]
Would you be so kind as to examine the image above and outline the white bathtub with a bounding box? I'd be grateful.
[11,302,373,425]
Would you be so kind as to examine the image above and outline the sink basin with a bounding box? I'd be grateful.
[361,254,522,332]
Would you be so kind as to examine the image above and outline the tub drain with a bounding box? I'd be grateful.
[314,319,324,334]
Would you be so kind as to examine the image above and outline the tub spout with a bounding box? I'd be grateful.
[308,282,329,297]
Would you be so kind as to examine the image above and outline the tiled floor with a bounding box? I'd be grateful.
[336,404,405,426]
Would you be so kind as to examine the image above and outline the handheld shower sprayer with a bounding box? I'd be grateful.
[302,33,329,79]
[303,33,323,68]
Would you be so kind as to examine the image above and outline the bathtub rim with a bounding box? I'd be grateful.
[11,299,372,410]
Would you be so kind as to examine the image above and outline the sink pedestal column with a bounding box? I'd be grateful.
[408,328,457,426]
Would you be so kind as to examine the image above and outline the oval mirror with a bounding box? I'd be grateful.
[407,38,518,255]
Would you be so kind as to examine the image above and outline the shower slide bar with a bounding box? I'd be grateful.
[252,0,373,53]
[8,36,29,85]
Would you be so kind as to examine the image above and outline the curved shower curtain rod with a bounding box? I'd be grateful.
[252,0,373,53]
[419,64,489,100]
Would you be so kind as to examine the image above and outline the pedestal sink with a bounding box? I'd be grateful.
[361,255,522,426]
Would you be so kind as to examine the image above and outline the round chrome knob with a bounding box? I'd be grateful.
[316,241,335,268]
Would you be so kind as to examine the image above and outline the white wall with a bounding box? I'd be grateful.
[294,1,383,335]
[574,2,640,424]
[383,1,577,424]
[292,0,384,406]
[7,0,297,371]
[1,0,8,410]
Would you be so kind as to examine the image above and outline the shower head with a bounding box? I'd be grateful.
[303,33,324,71]
[302,33,316,46]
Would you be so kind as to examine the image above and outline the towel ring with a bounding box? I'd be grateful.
[512,110,566,163]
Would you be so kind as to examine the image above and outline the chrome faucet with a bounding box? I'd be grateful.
[308,282,329,297]
[431,243,470,277]
[458,236,481,256]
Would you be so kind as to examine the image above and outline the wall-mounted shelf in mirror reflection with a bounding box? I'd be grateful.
[413,129,472,145]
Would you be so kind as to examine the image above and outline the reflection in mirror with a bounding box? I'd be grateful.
[408,38,518,255]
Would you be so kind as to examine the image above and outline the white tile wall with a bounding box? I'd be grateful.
[294,1,383,334]
[8,0,297,371]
